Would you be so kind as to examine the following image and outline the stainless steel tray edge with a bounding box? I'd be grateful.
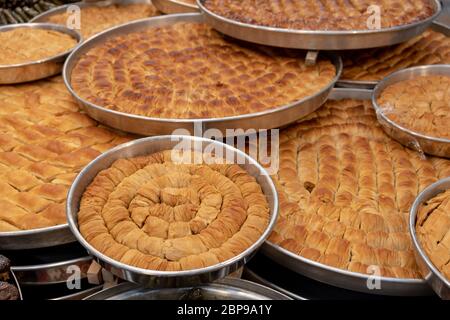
[153,0,198,14]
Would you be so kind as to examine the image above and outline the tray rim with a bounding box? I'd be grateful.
[153,0,198,13]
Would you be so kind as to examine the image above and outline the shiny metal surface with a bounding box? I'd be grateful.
[410,178,450,300]
[0,23,81,84]
[84,278,290,300]
[153,0,198,14]
[8,271,23,300]
[337,22,450,89]
[67,136,279,287]
[63,13,342,136]
[197,0,441,50]
[372,65,450,158]
[261,87,433,296]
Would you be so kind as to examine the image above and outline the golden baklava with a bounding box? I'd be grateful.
[71,22,336,119]
[377,75,450,140]
[204,0,435,31]
[342,29,450,82]
[0,76,133,232]
[78,150,270,271]
[0,28,76,65]
[40,3,160,39]
[416,188,450,280]
[270,98,450,278]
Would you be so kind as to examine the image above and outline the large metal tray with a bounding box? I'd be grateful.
[410,177,450,299]
[372,65,450,158]
[153,0,198,14]
[261,87,433,296]
[84,278,290,300]
[337,22,450,89]
[197,0,442,50]
[66,135,279,287]
[63,13,342,136]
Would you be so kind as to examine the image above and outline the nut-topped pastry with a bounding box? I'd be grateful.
[342,29,450,82]
[377,75,450,140]
[70,22,336,119]
[38,3,160,39]
[0,27,77,65]
[203,0,435,31]
[77,150,270,271]
[416,188,450,281]
[0,77,133,232]
[270,98,450,278]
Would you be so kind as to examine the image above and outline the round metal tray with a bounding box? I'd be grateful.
[153,0,198,14]
[337,22,450,89]
[84,278,290,300]
[62,13,342,136]
[372,65,450,158]
[261,87,433,297]
[0,23,82,84]
[410,177,450,299]
[66,135,279,287]
[197,0,442,50]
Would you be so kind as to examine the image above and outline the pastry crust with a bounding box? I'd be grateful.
[204,0,435,31]
[71,22,336,119]
[0,28,76,65]
[342,29,450,81]
[271,98,450,279]
[0,77,133,232]
[78,150,270,271]
[41,3,160,39]
[416,188,450,281]
[377,75,450,140]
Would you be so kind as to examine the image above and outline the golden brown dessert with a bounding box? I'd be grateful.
[377,75,450,139]
[0,77,133,232]
[71,22,336,119]
[78,150,270,271]
[269,99,450,278]
[416,188,450,281]
[41,3,160,39]
[342,29,450,81]
[0,28,76,65]
[204,0,435,31]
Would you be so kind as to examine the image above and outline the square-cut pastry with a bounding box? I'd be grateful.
[204,0,435,31]
[70,22,336,119]
[0,76,133,232]
[77,150,270,271]
[416,188,450,281]
[377,75,450,140]
[270,98,450,279]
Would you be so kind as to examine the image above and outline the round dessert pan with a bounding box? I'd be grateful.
[66,135,279,288]
[153,0,198,14]
[63,13,342,137]
[372,65,450,158]
[261,87,433,296]
[410,177,450,299]
[197,0,441,50]
[337,21,450,89]
[0,23,82,84]
[84,278,291,300]
[0,224,76,251]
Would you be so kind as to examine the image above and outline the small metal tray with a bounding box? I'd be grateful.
[261,87,433,296]
[337,22,450,89]
[0,23,81,84]
[84,278,290,300]
[153,0,198,14]
[372,65,450,158]
[63,13,342,136]
[410,177,450,299]
[197,0,441,50]
[66,136,279,287]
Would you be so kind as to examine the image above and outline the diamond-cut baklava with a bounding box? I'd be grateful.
[71,22,336,119]
[78,150,270,271]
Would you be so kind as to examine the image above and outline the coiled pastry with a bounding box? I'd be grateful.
[78,150,270,271]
